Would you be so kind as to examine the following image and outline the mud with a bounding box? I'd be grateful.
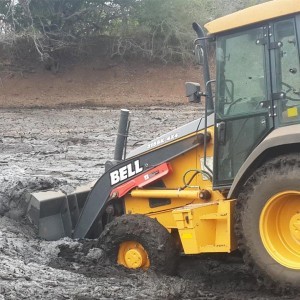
[0,106,297,299]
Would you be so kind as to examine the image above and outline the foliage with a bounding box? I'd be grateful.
[0,0,269,67]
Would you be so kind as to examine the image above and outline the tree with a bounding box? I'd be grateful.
[0,0,270,67]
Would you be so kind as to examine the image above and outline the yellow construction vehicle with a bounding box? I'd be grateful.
[27,0,300,291]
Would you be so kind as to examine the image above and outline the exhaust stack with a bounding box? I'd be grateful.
[114,109,130,161]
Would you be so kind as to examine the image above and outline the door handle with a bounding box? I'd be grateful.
[217,121,226,145]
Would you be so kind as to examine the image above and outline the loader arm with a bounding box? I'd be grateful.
[74,131,208,238]
[27,115,214,240]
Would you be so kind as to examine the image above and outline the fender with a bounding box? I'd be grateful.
[228,124,300,198]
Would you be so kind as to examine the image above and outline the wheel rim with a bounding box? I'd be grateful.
[117,241,150,269]
[260,191,300,269]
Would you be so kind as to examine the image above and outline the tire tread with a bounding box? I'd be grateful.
[235,153,300,294]
[99,214,178,275]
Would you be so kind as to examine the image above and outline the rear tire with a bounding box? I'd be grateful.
[99,214,178,275]
[235,154,300,292]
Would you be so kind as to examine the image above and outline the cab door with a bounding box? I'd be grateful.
[213,25,274,188]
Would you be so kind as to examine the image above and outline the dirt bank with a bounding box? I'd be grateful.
[0,61,201,109]
[0,106,296,299]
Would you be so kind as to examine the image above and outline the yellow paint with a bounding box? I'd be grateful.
[290,214,300,242]
[124,126,236,254]
[130,189,201,199]
[172,200,236,254]
[181,232,193,239]
[125,127,223,228]
[118,241,150,269]
[205,0,300,34]
[260,191,300,270]
[287,107,298,118]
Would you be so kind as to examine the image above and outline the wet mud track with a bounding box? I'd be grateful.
[0,106,296,299]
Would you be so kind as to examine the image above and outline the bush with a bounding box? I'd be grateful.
[0,0,268,67]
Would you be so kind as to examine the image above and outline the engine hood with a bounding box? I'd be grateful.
[127,113,214,159]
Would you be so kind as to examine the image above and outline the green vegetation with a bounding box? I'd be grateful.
[0,0,268,67]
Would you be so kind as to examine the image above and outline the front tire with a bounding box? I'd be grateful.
[98,214,178,275]
[235,154,300,292]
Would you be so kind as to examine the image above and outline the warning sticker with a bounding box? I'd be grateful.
[287,107,298,118]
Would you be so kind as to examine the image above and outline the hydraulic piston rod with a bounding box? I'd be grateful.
[130,189,201,199]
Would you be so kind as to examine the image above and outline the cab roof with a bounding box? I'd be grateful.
[205,0,300,35]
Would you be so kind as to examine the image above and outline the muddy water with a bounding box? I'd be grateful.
[0,106,294,299]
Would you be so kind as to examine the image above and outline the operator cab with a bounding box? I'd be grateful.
[190,0,300,189]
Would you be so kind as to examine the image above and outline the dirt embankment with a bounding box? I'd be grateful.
[0,60,202,109]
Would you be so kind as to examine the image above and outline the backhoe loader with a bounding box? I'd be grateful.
[27,0,300,291]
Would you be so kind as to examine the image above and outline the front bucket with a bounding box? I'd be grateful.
[26,182,95,241]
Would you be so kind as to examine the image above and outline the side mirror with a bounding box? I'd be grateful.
[185,82,201,103]
[194,44,204,65]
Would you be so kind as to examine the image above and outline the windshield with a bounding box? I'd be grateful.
[216,27,268,118]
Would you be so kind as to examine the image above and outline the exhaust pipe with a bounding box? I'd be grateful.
[114,109,130,161]
[105,109,130,171]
